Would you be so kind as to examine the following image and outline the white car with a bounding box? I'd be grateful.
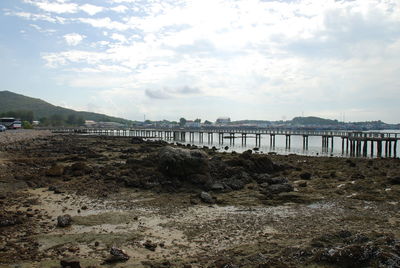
[0,125,6,132]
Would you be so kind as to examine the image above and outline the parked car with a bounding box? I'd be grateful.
[0,124,6,132]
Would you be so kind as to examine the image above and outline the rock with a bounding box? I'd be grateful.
[200,191,214,204]
[158,147,209,178]
[265,183,294,194]
[0,217,22,227]
[388,176,400,185]
[46,164,64,177]
[104,246,130,263]
[48,186,64,194]
[241,150,252,158]
[210,183,224,191]
[256,174,288,185]
[143,240,157,251]
[298,181,307,187]
[60,258,81,268]
[315,245,378,266]
[190,198,199,205]
[57,214,72,227]
[131,137,144,144]
[254,173,272,184]
[188,174,212,186]
[252,156,274,173]
[299,172,312,180]
[70,162,90,176]
[223,178,245,190]
[224,146,229,150]
[346,159,356,167]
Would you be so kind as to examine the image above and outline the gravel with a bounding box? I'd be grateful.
[0,129,53,146]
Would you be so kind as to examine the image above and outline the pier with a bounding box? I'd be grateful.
[51,127,400,158]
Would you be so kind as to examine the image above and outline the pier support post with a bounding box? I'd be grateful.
[371,141,374,157]
[303,135,309,150]
[385,141,389,157]
[285,135,291,149]
[341,137,344,154]
[377,141,382,157]
[363,141,368,157]
[230,133,235,145]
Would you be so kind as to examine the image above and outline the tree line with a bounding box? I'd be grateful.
[0,110,85,127]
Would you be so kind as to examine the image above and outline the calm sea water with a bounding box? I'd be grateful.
[161,130,400,158]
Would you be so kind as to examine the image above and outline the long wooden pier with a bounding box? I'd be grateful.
[51,127,400,158]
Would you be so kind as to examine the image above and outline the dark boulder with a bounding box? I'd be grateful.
[252,156,274,173]
[57,214,72,227]
[69,162,90,176]
[264,183,294,194]
[131,137,144,144]
[388,176,400,185]
[104,246,130,263]
[300,172,312,180]
[315,244,378,267]
[60,258,81,268]
[143,240,157,251]
[255,174,288,185]
[158,147,209,178]
[200,191,215,204]
[46,164,64,177]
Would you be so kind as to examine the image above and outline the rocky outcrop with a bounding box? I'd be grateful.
[158,147,209,178]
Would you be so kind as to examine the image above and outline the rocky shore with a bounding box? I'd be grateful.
[0,133,399,267]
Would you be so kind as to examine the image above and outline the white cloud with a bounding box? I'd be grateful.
[23,0,78,14]
[63,33,86,46]
[5,11,66,24]
[79,4,104,16]
[77,17,129,31]
[110,5,128,13]
[110,33,127,43]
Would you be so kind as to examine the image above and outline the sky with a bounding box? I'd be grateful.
[1,0,400,123]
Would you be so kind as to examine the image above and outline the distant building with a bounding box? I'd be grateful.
[215,117,231,125]
[185,120,201,128]
[85,120,96,127]
[84,120,125,128]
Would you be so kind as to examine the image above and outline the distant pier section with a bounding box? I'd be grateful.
[52,127,399,158]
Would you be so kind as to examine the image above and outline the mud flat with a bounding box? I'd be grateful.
[0,134,399,267]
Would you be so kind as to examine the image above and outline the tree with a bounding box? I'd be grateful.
[194,118,201,123]
[49,114,65,126]
[0,110,34,122]
[179,117,187,127]
[66,114,77,125]
[22,121,33,129]
[204,120,212,125]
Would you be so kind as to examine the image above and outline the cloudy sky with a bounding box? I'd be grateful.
[1,0,400,123]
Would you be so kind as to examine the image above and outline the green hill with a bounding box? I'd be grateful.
[291,116,339,125]
[0,90,132,125]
